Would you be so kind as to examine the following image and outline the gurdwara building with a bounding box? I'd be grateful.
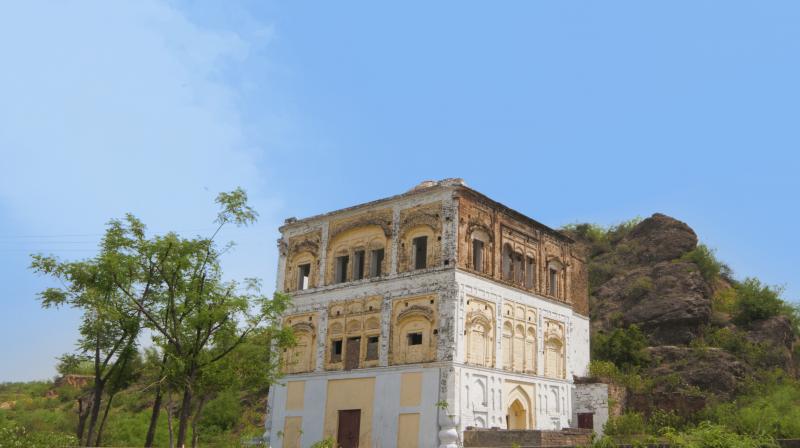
[265,179,597,448]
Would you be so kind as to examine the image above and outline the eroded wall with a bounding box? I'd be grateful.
[455,191,589,316]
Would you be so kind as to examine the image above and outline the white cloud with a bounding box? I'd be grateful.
[0,0,280,277]
[0,0,284,380]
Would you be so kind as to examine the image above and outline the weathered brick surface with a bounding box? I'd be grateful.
[463,428,591,447]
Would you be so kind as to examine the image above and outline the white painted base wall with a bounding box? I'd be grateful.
[266,365,441,448]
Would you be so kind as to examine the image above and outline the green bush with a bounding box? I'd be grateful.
[705,374,800,439]
[624,276,653,301]
[663,421,777,448]
[681,244,729,283]
[0,424,77,447]
[733,278,784,325]
[200,391,241,434]
[592,325,650,370]
[604,412,647,436]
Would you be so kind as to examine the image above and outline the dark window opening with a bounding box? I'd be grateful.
[331,339,343,363]
[513,252,524,284]
[525,257,535,289]
[335,255,349,284]
[366,336,379,360]
[413,236,428,269]
[369,249,384,277]
[353,250,365,281]
[472,239,484,271]
[502,246,512,281]
[407,332,423,346]
[297,263,311,290]
[549,268,559,296]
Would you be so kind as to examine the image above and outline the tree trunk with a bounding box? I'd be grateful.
[94,393,115,446]
[191,396,208,448]
[76,394,91,441]
[167,393,175,448]
[145,353,168,447]
[84,379,105,446]
[145,382,164,447]
[175,382,194,448]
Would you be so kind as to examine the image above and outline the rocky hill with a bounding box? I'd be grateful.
[564,214,799,415]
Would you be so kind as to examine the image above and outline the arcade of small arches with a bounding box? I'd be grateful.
[462,223,570,303]
[283,204,444,293]
[282,295,439,374]
[464,298,566,380]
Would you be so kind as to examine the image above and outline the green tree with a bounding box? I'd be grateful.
[31,250,143,446]
[592,325,650,370]
[33,188,291,448]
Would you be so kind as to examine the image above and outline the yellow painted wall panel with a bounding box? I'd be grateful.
[283,416,303,448]
[286,381,305,411]
[397,413,420,448]
[399,372,423,407]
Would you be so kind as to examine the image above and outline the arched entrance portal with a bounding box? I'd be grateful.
[507,399,527,430]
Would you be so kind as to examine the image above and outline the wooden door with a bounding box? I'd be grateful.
[345,337,360,370]
[577,412,594,430]
[337,409,361,448]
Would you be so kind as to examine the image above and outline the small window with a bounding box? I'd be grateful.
[369,248,384,277]
[413,236,428,269]
[297,263,311,290]
[334,255,349,284]
[502,245,512,281]
[472,239,484,271]
[549,268,559,296]
[407,332,423,346]
[331,339,343,363]
[353,250,365,281]
[513,252,524,284]
[366,336,379,360]
[525,257,535,289]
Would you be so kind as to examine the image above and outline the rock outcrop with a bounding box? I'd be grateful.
[566,213,798,414]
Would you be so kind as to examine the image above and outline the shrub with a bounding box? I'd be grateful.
[705,374,800,439]
[733,278,784,325]
[663,421,777,448]
[592,325,650,370]
[310,437,336,448]
[624,276,653,301]
[605,412,647,436]
[200,391,241,434]
[681,244,729,283]
[712,287,738,314]
[0,425,77,447]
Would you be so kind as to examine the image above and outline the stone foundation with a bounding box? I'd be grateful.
[463,428,592,447]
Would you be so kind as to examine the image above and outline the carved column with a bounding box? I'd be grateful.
[438,367,459,448]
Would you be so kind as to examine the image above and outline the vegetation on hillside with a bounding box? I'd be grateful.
[566,217,800,447]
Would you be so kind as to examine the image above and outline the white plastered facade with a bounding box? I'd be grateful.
[265,183,593,448]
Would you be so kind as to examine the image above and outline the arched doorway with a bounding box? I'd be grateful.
[507,399,527,430]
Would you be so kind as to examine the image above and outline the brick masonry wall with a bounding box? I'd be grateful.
[463,428,592,447]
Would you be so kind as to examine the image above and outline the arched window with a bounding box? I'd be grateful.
[525,256,536,289]
[525,327,537,373]
[285,322,316,374]
[392,301,436,365]
[326,225,388,285]
[545,337,564,379]
[470,228,490,274]
[547,260,563,298]
[513,324,525,372]
[502,321,513,369]
[502,244,513,281]
[466,314,492,366]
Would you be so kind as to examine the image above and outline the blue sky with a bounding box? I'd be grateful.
[1,1,798,381]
